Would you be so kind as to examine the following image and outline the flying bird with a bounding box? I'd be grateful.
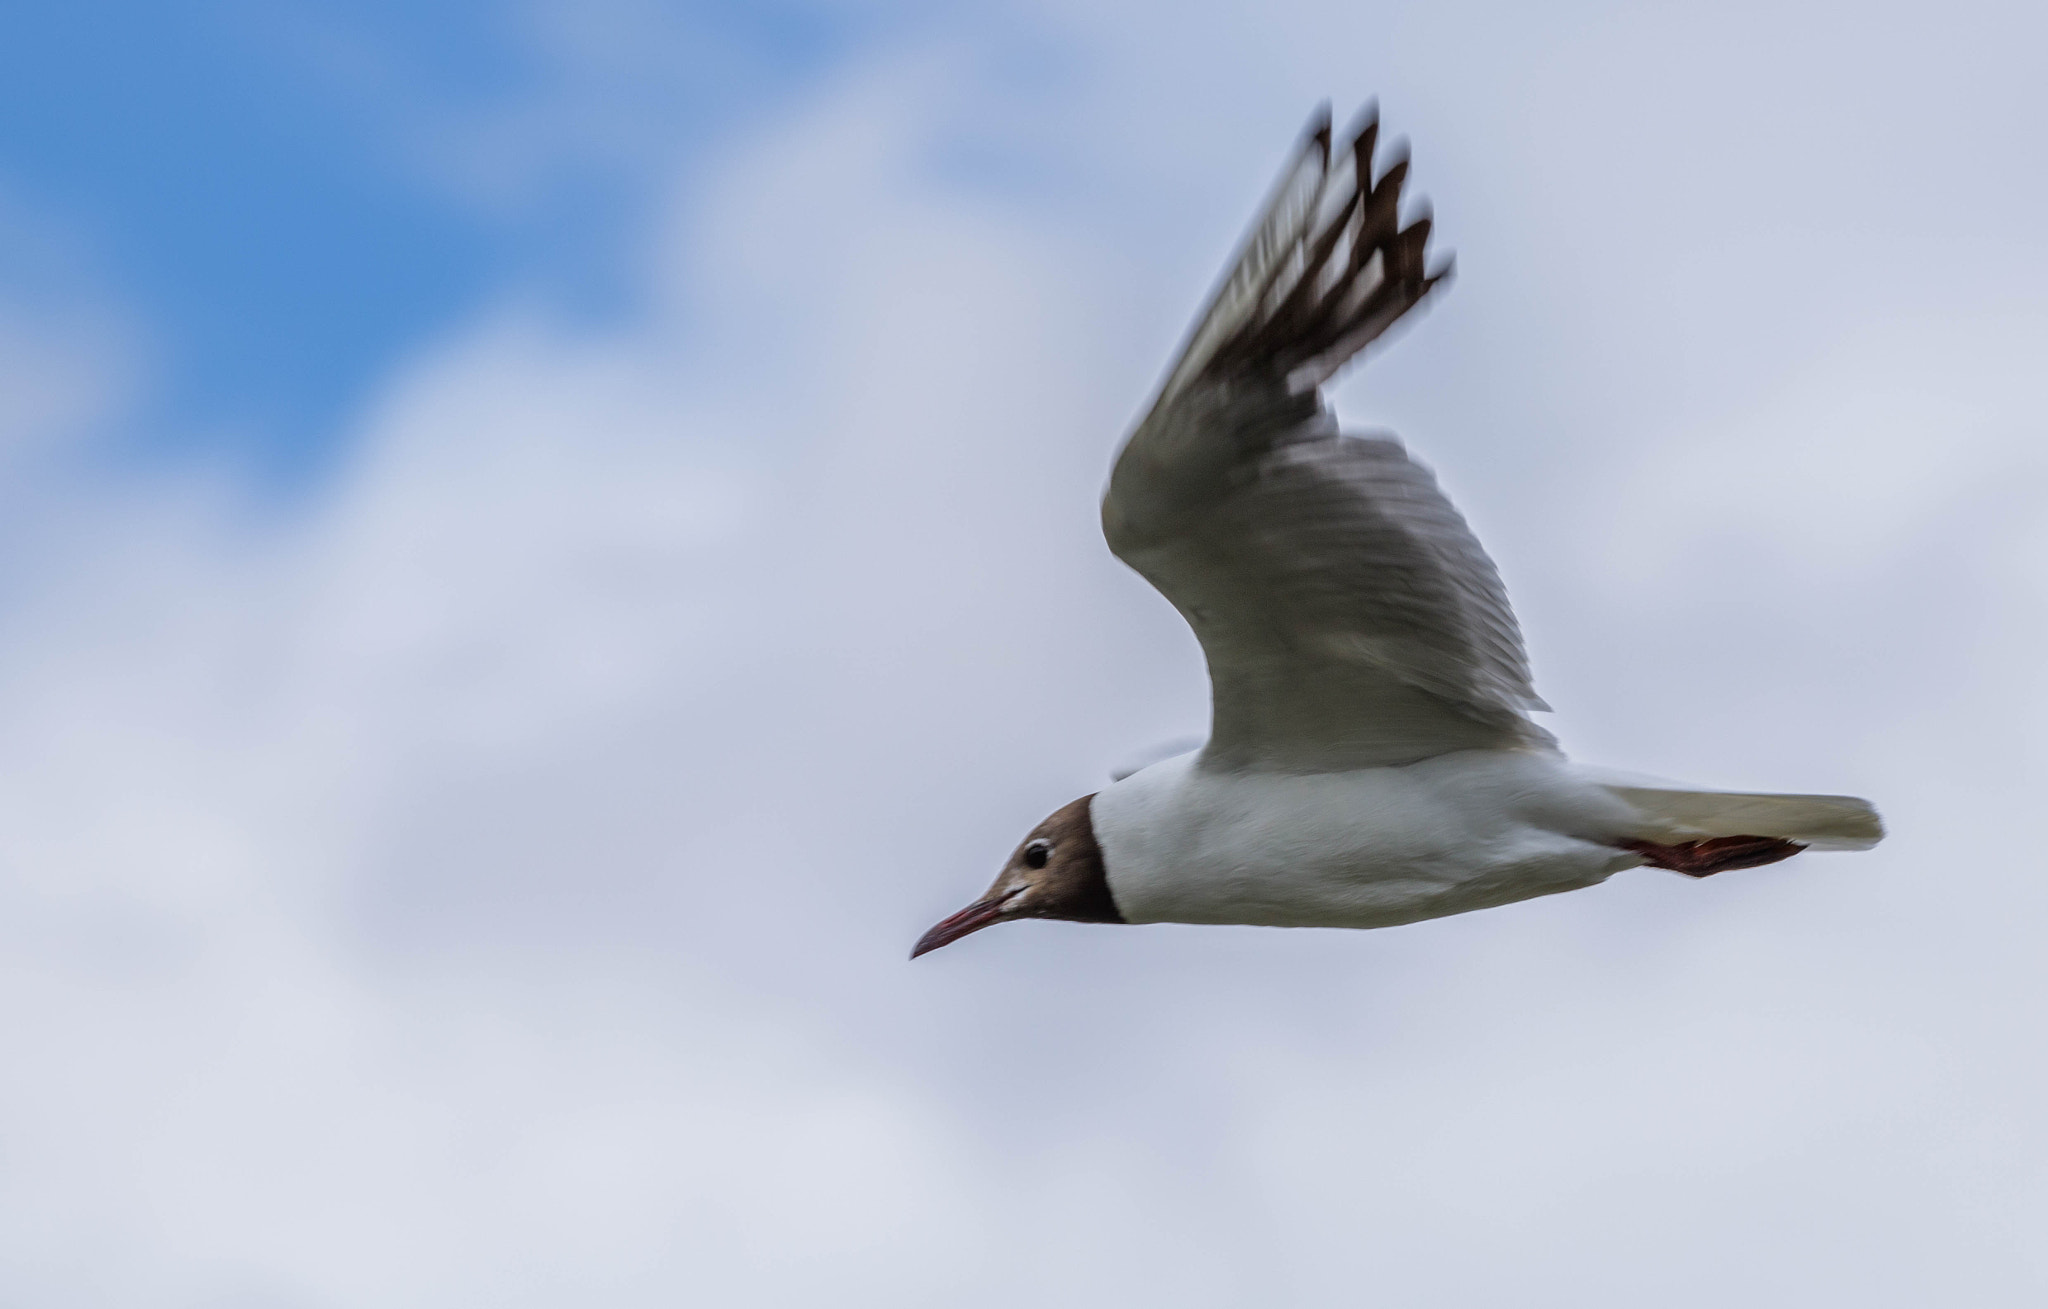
[912,104,1883,959]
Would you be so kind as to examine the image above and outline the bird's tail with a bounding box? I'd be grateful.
[1596,775,1885,853]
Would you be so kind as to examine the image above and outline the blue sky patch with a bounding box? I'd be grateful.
[0,0,851,484]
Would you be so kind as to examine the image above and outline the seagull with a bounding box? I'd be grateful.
[912,104,1883,959]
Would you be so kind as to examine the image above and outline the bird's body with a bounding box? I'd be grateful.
[911,103,1883,959]
[1095,748,1880,931]
[1096,748,1640,930]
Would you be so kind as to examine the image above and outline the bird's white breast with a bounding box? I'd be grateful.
[1091,749,1643,929]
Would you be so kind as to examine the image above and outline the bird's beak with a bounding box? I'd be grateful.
[910,891,1019,959]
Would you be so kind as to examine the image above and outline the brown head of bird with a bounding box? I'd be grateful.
[911,795,1124,957]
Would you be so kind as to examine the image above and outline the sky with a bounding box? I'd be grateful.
[1,0,2045,1304]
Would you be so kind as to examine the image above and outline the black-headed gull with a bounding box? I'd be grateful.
[913,105,1883,958]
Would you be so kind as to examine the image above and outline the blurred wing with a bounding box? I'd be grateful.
[1108,737,1206,783]
[1103,106,1548,772]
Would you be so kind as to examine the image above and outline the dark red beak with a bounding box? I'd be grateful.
[910,895,1014,959]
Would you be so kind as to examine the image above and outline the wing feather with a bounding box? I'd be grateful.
[1105,107,1546,773]
[1153,106,1336,410]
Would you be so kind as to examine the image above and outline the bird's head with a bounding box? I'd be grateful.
[910,795,1122,958]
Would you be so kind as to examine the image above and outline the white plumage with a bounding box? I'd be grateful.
[1095,750,1879,930]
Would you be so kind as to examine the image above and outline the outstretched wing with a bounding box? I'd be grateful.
[1103,105,1549,773]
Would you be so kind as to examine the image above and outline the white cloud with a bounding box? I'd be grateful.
[1,1,2045,1304]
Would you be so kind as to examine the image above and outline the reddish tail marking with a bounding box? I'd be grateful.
[1621,835,1806,878]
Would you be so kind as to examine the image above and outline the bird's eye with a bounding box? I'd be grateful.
[1023,840,1053,869]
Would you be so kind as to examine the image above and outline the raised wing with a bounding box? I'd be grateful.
[1103,106,1549,772]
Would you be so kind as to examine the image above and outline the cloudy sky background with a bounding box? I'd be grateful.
[2,1,2044,1303]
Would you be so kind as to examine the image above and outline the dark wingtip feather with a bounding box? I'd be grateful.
[1305,101,1335,157]
[1372,156,1411,197]
[1389,216,1433,281]
[1377,138,1412,184]
[1340,99,1379,145]
[1166,102,1455,399]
